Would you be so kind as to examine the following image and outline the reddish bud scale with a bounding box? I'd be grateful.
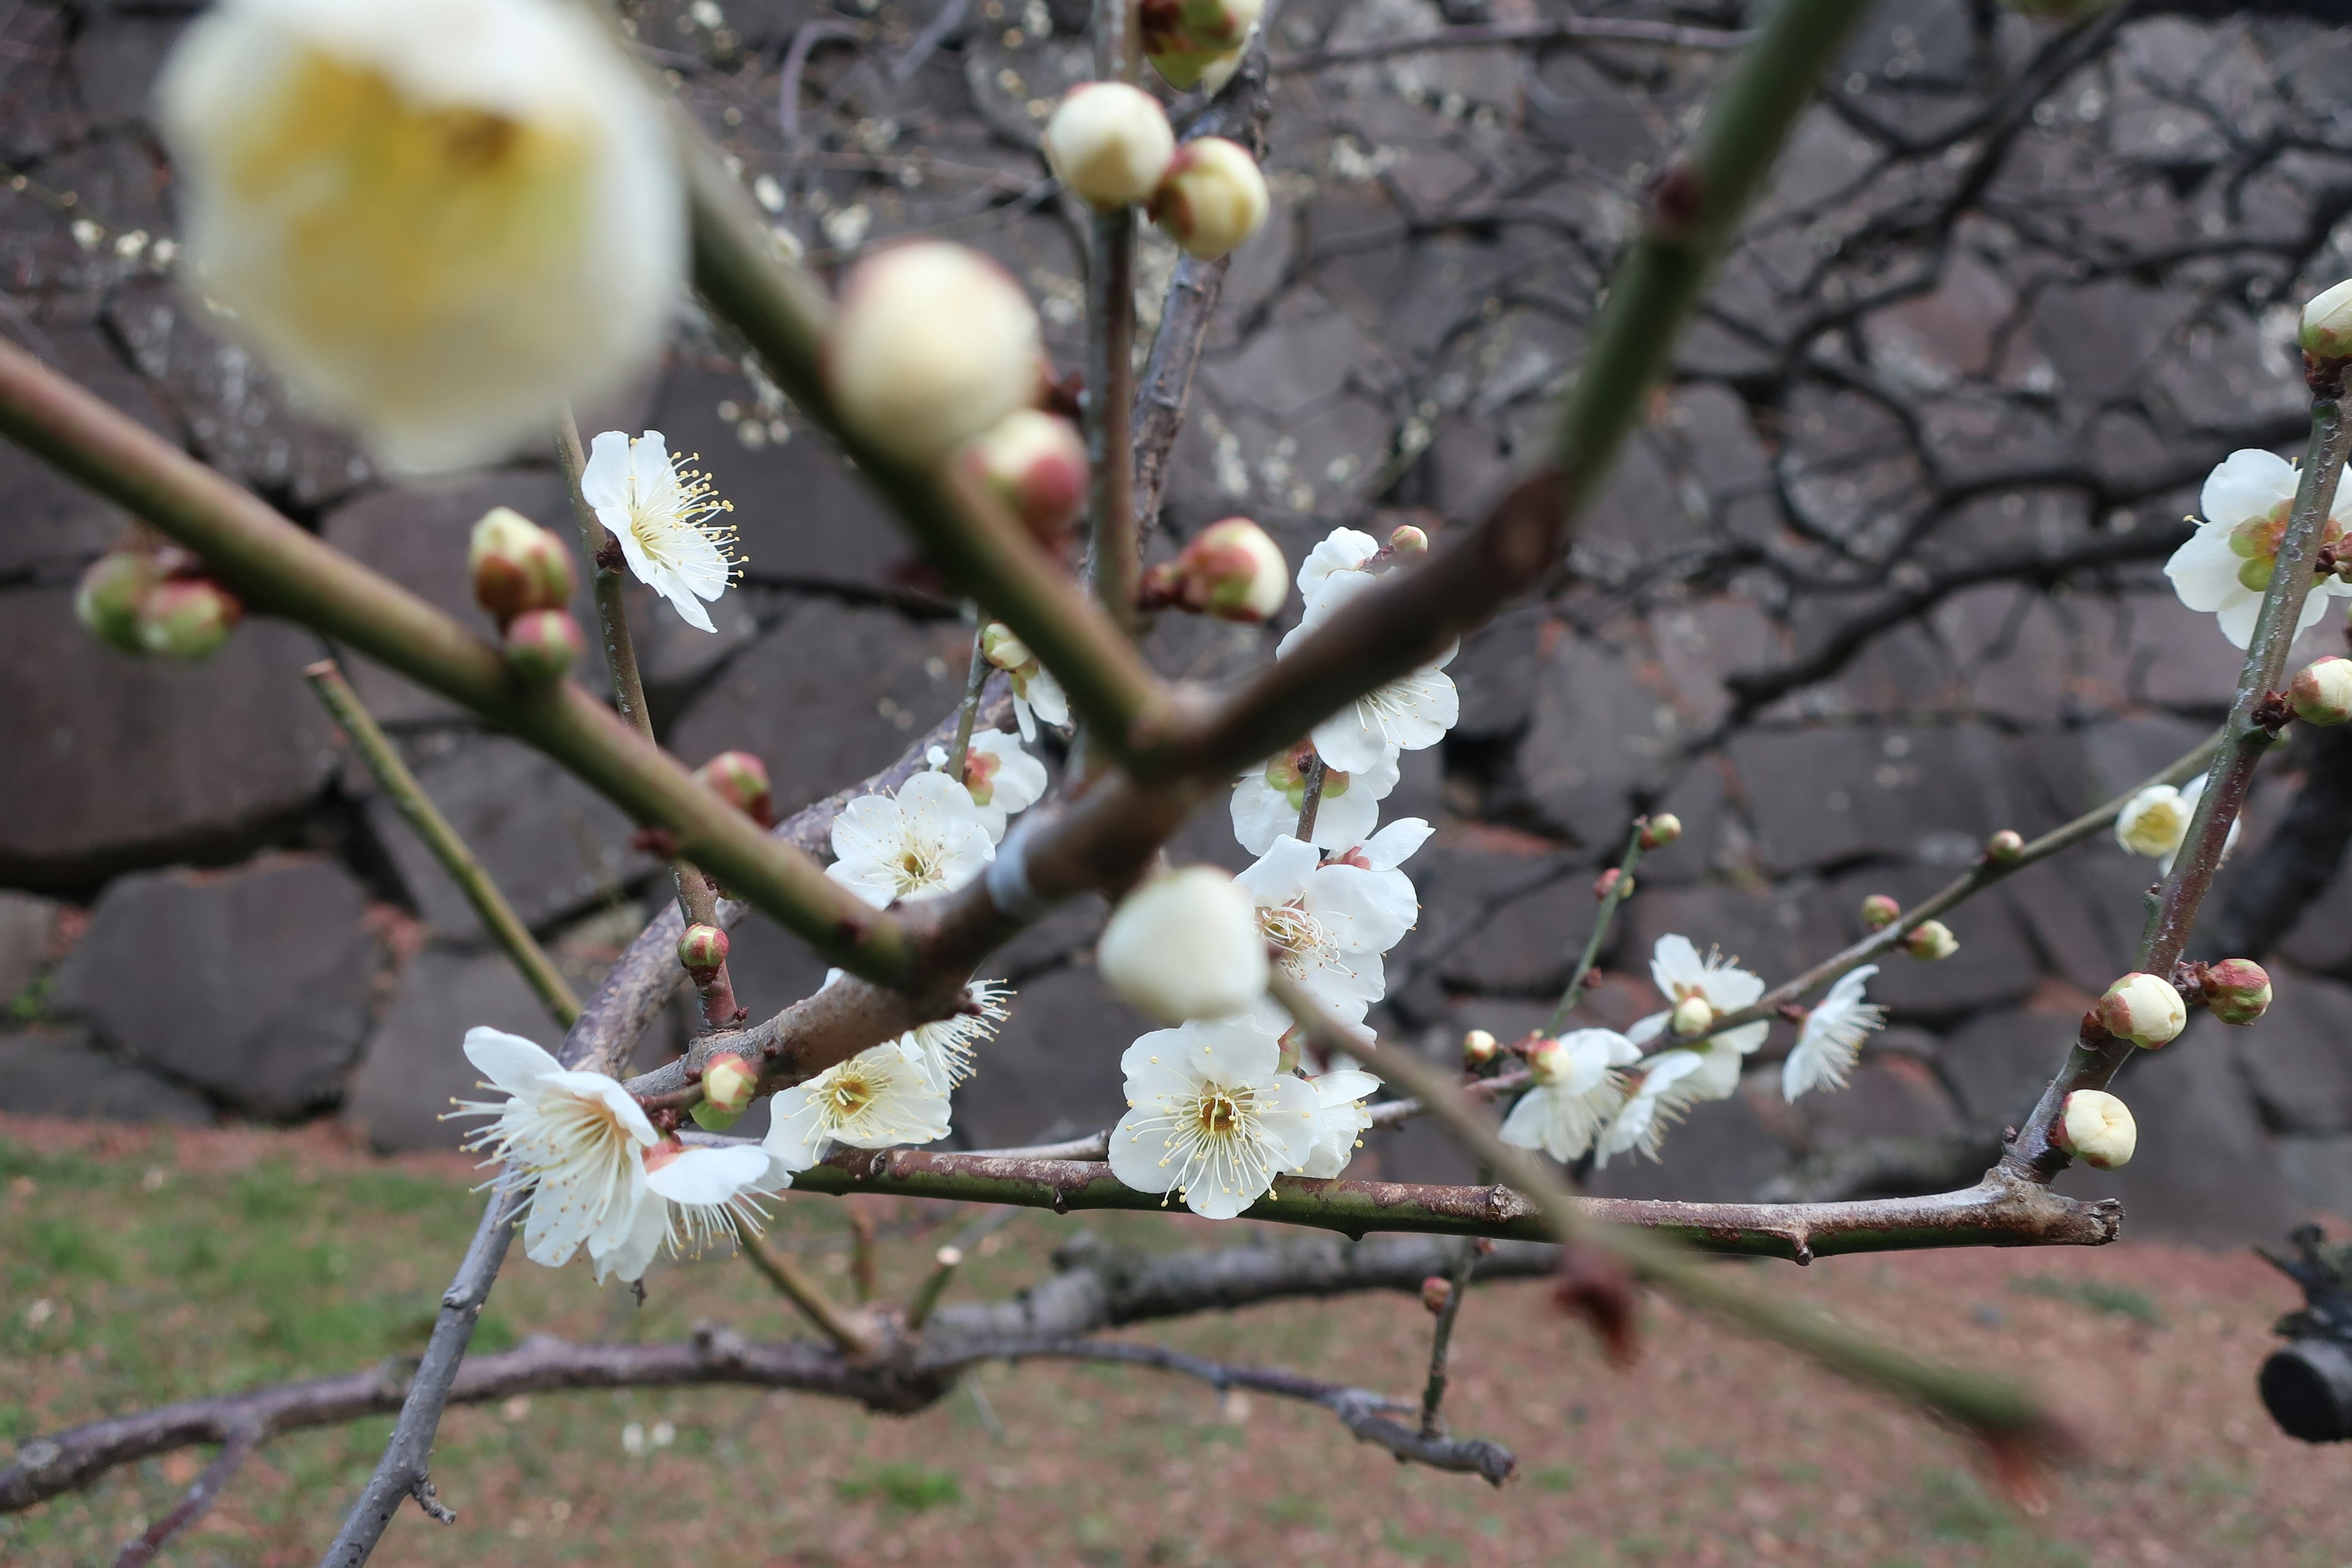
[137,578,243,662]
[678,922,731,981]
[469,507,575,625]
[1593,867,1631,902]
[502,609,582,682]
[1860,894,1901,930]
[2199,957,2272,1025]
[1420,1276,1454,1314]
[696,750,775,828]
[76,551,166,653]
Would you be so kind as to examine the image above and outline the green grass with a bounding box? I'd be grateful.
[836,1461,965,1511]
[2010,1274,2165,1328]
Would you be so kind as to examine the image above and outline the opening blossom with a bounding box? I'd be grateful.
[1499,1030,1642,1163]
[2114,775,2236,873]
[1229,740,1400,855]
[450,1027,658,1268]
[590,1142,783,1286]
[156,0,683,473]
[826,771,996,908]
[1109,1017,1321,1219]
[1297,1067,1383,1178]
[926,728,1047,844]
[1235,824,1428,1028]
[2163,448,2352,648]
[898,979,1012,1090]
[1279,564,1458,774]
[981,623,1071,742]
[1624,935,1768,1102]
[1596,1049,1709,1166]
[764,1042,954,1174]
[582,430,740,631]
[1781,965,1887,1101]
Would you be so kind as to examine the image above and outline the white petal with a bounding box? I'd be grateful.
[1229,772,1298,856]
[1306,864,1417,954]
[762,1086,834,1173]
[1648,935,1705,997]
[646,1144,771,1206]
[829,793,907,869]
[1183,1014,1284,1084]
[589,1186,667,1284]
[2164,524,2248,614]
[1310,706,1391,775]
[1359,817,1434,872]
[2199,448,2297,525]
[463,1027,562,1092]
[1312,1068,1381,1106]
[581,430,632,509]
[1237,835,1321,904]
[1023,666,1070,726]
[1297,527,1380,595]
[2215,590,2264,649]
[1624,1011,1668,1046]
[1254,1072,1325,1172]
[1107,1107,1181,1195]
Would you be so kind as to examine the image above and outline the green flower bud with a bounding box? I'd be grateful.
[502,608,582,682]
[75,550,165,653]
[135,578,242,662]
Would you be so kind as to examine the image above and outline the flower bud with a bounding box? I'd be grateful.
[678,922,730,982]
[2303,277,2352,362]
[1044,83,1175,209]
[2097,971,2186,1048]
[1860,894,1901,931]
[1420,1275,1453,1314]
[75,550,165,654]
[1097,867,1270,1022]
[1904,920,1959,961]
[1668,995,1714,1038]
[1986,829,2025,862]
[2055,1088,2136,1170]
[2292,656,2352,726]
[2115,785,2190,860]
[1165,516,1288,622]
[699,1050,758,1115]
[1141,0,1264,89]
[502,608,583,682]
[688,1099,742,1133]
[1462,1028,1498,1068]
[1525,1035,1574,1085]
[468,505,575,625]
[136,578,242,662]
[695,750,775,828]
[967,409,1088,545]
[1640,813,1683,850]
[1149,137,1267,260]
[1387,523,1429,556]
[981,621,1034,674]
[2202,958,2272,1025]
[827,241,1043,462]
[1593,867,1632,902]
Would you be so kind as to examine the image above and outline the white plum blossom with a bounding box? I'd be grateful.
[2114,775,2237,874]
[899,979,1012,1090]
[590,1142,783,1286]
[1279,570,1458,773]
[450,1027,657,1268]
[1596,1049,1709,1166]
[1108,1016,1321,1218]
[1295,527,1380,598]
[764,1042,955,1174]
[981,624,1072,742]
[926,728,1047,843]
[2163,448,2352,649]
[1229,741,1399,856]
[1235,828,1425,1027]
[1098,867,1270,1023]
[1499,1030,1642,1162]
[1626,934,1770,1079]
[1781,966,1887,1101]
[582,431,740,632]
[1297,1067,1382,1178]
[826,771,996,908]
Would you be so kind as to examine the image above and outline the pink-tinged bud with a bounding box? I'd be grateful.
[1149,137,1268,260]
[1420,1275,1453,1315]
[827,242,1043,462]
[678,922,731,981]
[1525,1035,1576,1085]
[1140,0,1264,88]
[2097,971,2186,1048]
[1461,1028,1498,1068]
[1860,894,1901,930]
[75,550,165,653]
[2054,1088,2136,1169]
[695,750,775,828]
[1044,83,1175,209]
[1668,995,1713,1038]
[1182,517,1288,622]
[1903,920,1959,961]
[467,505,575,625]
[1593,867,1633,902]
[1639,813,1683,850]
[1387,523,1430,556]
[968,409,1088,545]
[136,578,242,662]
[502,609,581,682]
[1986,829,2025,862]
[700,1051,758,1115]
[2203,959,2272,1025]
[2303,277,2352,362]
[2293,657,2352,726]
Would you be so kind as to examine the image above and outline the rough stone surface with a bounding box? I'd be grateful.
[1787,1055,1964,1152]
[366,734,654,940]
[53,857,380,1118]
[344,947,560,1153]
[2230,968,2352,1136]
[0,893,57,1008]
[2277,1134,2352,1221]
[1520,631,1681,844]
[1821,865,2041,1022]
[0,589,339,892]
[0,1027,214,1125]
[1937,1008,2079,1131]
[949,965,1147,1150]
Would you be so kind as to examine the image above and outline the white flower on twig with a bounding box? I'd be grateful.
[899,979,1012,1090]
[763,1043,954,1174]
[1109,1016,1320,1218]
[1229,741,1399,856]
[1295,527,1379,598]
[2114,776,2236,874]
[1596,1049,1709,1166]
[980,623,1071,742]
[1297,1067,1382,1178]
[450,1027,657,1268]
[1235,826,1426,1027]
[590,1142,783,1285]
[2163,448,2352,649]
[927,729,1047,843]
[1626,935,1768,1067]
[582,430,740,633]
[826,772,996,908]
[1279,570,1458,773]
[1499,1030,1641,1163]
[1781,966,1887,1101]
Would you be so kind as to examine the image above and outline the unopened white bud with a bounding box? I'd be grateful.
[1150,137,1268,260]
[980,621,1035,674]
[2293,656,2352,726]
[1524,1036,1570,1085]
[967,409,1088,544]
[2056,1088,2136,1169]
[1044,83,1174,209]
[1140,0,1264,89]
[2304,278,2352,362]
[827,241,1043,462]
[1097,867,1270,1023]
[1668,994,1714,1038]
[2097,971,2186,1049]
[1145,516,1287,622]
[1903,920,1959,961]
[1461,1028,1498,1068]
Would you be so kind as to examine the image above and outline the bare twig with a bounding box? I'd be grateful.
[1544,820,1646,1036]
[742,1234,883,1357]
[110,1421,259,1568]
[1417,1239,1479,1438]
[949,624,992,785]
[1293,752,1327,841]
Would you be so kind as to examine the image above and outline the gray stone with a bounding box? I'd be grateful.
[1423,844,1586,996]
[2233,968,2352,1136]
[1937,1007,2079,1130]
[53,856,380,1118]
[1730,724,2043,875]
[2277,864,2352,978]
[0,893,57,1009]
[0,589,340,892]
[2278,1135,2352,1221]
[1822,864,2041,1022]
[0,1028,213,1125]
[2000,851,2157,997]
[366,733,654,940]
[1520,630,1684,844]
[949,965,1148,1148]
[345,947,564,1152]
[663,598,973,823]
[1447,610,1544,742]
[1788,1055,1964,1152]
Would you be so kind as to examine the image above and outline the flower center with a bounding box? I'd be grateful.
[624,442,741,575]
[831,1075,877,1118]
[1196,1092,1240,1135]
[1258,903,1326,958]
[894,840,943,893]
